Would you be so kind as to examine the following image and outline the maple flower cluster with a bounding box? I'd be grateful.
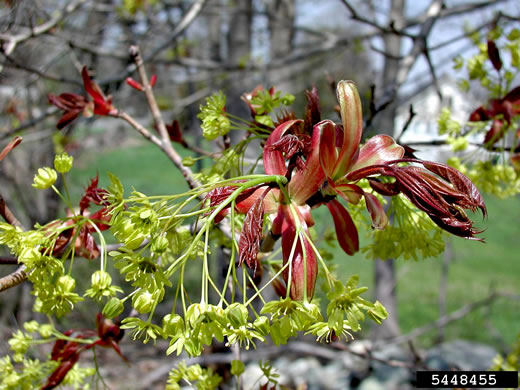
[47,66,486,303]
[208,81,486,301]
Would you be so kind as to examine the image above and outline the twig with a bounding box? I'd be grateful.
[331,341,415,368]
[404,139,520,153]
[1,52,82,86]
[396,105,416,143]
[0,256,18,265]
[0,194,23,228]
[144,0,208,62]
[379,292,502,347]
[127,46,201,191]
[423,44,442,101]
[0,194,27,292]
[0,0,86,66]
[0,108,58,141]
[0,265,27,293]
[341,0,414,38]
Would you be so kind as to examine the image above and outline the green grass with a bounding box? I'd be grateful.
[68,142,190,200]
[69,143,520,348]
[331,194,520,347]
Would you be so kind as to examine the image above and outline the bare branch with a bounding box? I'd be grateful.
[0,0,86,67]
[405,0,508,27]
[145,0,208,62]
[1,52,81,86]
[423,46,442,101]
[0,194,27,292]
[125,46,201,191]
[404,139,520,154]
[0,256,18,265]
[0,265,27,293]
[0,194,23,229]
[379,292,503,347]
[0,108,58,142]
[396,105,417,143]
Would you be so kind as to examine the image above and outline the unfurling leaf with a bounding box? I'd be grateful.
[0,136,22,161]
[80,176,109,213]
[326,199,359,255]
[304,86,321,133]
[239,192,266,275]
[487,40,502,71]
[363,192,388,230]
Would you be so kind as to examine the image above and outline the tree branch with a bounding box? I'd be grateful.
[0,194,27,292]
[378,292,503,347]
[0,0,86,67]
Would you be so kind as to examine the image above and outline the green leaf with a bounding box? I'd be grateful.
[231,360,245,376]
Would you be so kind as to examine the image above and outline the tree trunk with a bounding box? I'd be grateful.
[370,0,405,341]
[266,0,295,60]
[226,0,253,122]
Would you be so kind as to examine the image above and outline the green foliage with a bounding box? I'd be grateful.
[165,361,222,390]
[491,333,520,389]
[442,22,520,198]
[1,321,95,390]
[249,89,295,127]
[54,152,73,174]
[448,157,520,199]
[0,74,498,389]
[361,194,446,261]
[437,108,461,137]
[32,167,57,189]
[197,91,230,140]
[231,359,245,376]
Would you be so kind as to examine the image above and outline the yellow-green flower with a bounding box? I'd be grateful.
[32,167,57,189]
[54,153,74,173]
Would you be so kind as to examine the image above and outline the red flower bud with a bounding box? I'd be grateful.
[126,77,144,91]
[150,74,157,87]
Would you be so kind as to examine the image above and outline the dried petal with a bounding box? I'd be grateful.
[166,120,185,144]
[268,134,306,161]
[503,86,520,104]
[468,105,490,122]
[276,205,318,301]
[81,66,114,115]
[76,227,100,259]
[330,181,364,204]
[42,355,80,390]
[281,221,317,301]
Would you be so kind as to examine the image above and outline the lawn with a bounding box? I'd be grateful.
[69,141,520,348]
